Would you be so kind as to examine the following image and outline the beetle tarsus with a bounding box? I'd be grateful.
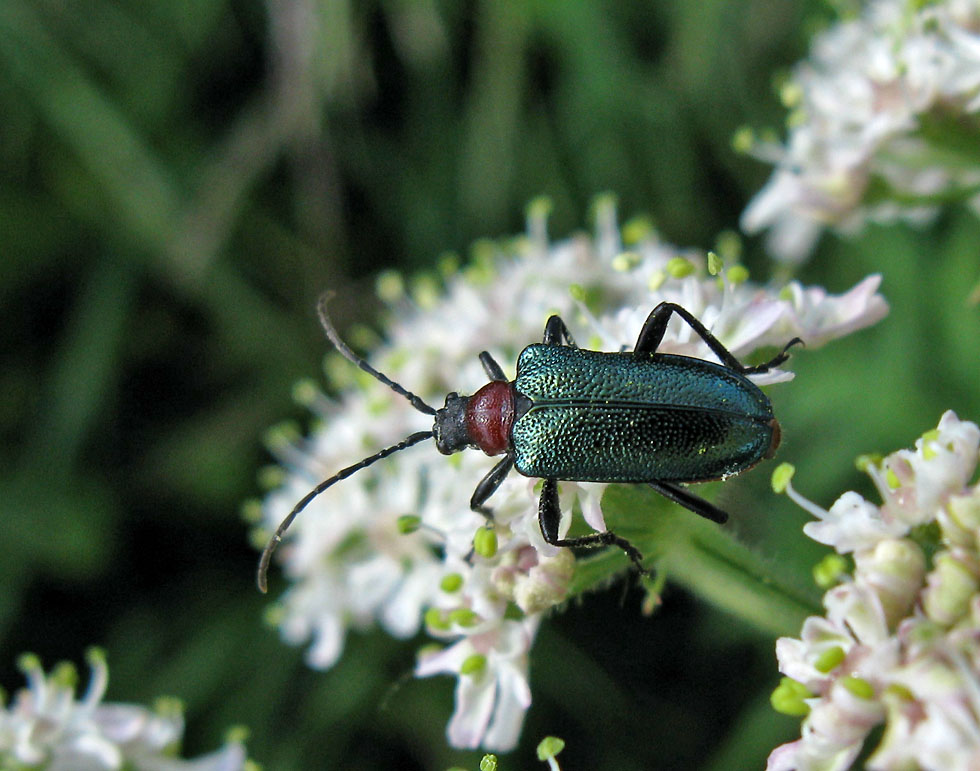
[741,336,805,374]
[537,478,650,575]
[632,302,804,376]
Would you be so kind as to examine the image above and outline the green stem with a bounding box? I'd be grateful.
[569,485,821,637]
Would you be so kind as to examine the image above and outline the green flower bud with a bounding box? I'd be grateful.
[842,676,875,700]
[771,677,812,717]
[922,550,980,626]
[460,653,487,677]
[473,527,498,559]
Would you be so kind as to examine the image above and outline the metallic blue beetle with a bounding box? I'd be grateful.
[257,296,800,591]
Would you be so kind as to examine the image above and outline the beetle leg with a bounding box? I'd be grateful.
[538,479,648,573]
[634,302,744,368]
[747,336,805,374]
[648,480,728,524]
[542,316,578,348]
[633,301,801,374]
[479,351,507,381]
[470,455,516,518]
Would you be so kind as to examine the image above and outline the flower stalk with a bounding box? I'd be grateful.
[570,485,820,636]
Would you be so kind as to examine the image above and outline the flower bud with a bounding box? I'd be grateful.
[854,538,925,628]
[922,550,980,626]
[513,550,575,614]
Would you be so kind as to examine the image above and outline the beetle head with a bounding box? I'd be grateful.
[433,392,471,455]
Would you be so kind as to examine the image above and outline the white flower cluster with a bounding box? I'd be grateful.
[742,0,980,261]
[255,200,887,750]
[0,649,248,771]
[771,411,980,771]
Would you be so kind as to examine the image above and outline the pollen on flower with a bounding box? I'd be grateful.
[425,607,451,632]
[725,265,749,285]
[814,646,846,673]
[855,453,882,472]
[291,378,319,407]
[885,467,901,489]
[240,499,263,525]
[621,215,655,245]
[397,515,422,534]
[437,252,461,279]
[2,651,249,770]
[841,676,875,700]
[411,274,441,310]
[770,411,980,770]
[440,573,464,593]
[771,677,813,717]
[536,735,566,762]
[525,195,554,223]
[666,257,694,278]
[771,462,796,493]
[472,526,498,559]
[376,270,406,303]
[731,125,755,154]
[611,251,642,272]
[460,653,487,676]
[263,421,301,453]
[707,251,724,276]
[449,608,480,627]
[713,230,742,260]
[741,0,980,261]
[812,553,848,589]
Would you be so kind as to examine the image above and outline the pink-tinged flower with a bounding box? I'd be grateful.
[771,412,980,770]
[416,617,538,751]
[796,411,980,553]
[253,198,888,749]
[802,491,908,555]
[741,0,980,261]
[0,649,249,771]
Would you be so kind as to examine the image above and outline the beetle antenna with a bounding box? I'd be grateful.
[318,293,438,416]
[257,429,434,592]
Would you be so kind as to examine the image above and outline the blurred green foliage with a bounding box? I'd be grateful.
[3,0,979,768]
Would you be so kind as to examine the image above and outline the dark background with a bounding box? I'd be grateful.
[3,1,979,768]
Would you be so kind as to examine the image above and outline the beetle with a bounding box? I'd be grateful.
[257,294,801,592]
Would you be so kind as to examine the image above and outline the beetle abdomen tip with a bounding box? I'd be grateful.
[765,417,782,458]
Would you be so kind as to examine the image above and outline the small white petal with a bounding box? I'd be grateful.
[446,671,496,749]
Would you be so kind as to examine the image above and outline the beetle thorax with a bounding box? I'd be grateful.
[466,381,515,455]
[432,382,514,456]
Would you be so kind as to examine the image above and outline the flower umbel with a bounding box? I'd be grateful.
[0,648,249,770]
[770,411,980,771]
[254,198,887,750]
[741,0,980,261]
